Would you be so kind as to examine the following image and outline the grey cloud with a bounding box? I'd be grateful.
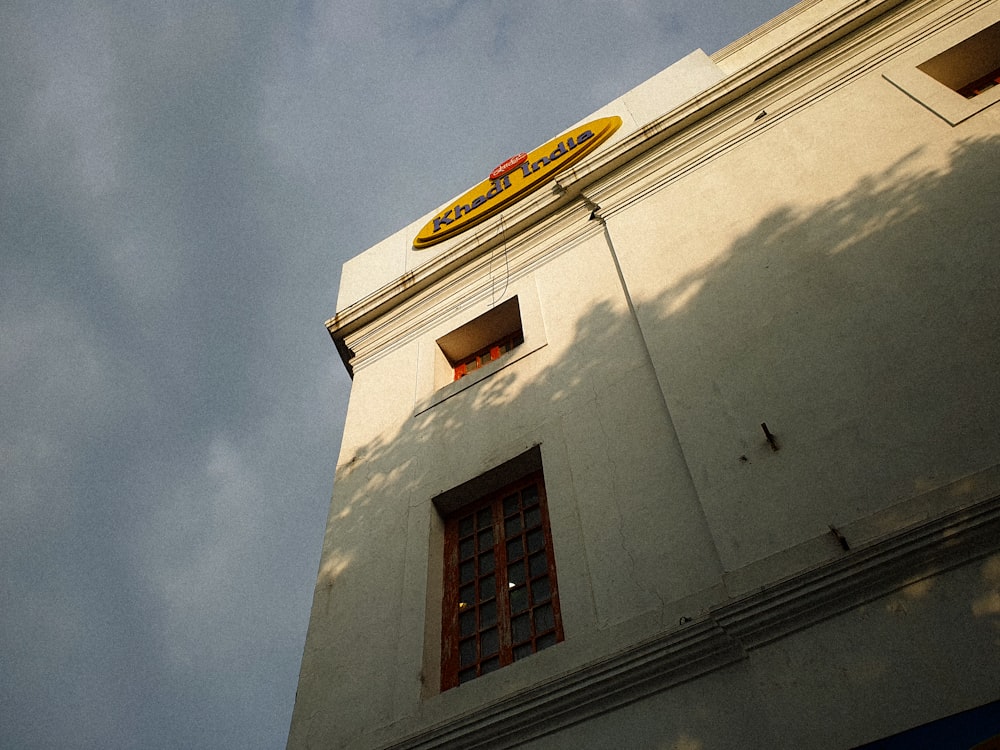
[1,1,798,747]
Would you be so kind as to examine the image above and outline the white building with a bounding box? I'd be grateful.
[288,0,1000,747]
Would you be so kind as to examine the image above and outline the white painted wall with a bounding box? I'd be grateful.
[290,1,1000,747]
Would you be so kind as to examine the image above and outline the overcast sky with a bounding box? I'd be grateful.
[1,2,798,747]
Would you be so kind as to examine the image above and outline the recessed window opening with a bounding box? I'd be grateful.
[917,21,1000,98]
[435,449,563,691]
[436,297,523,382]
[451,331,524,381]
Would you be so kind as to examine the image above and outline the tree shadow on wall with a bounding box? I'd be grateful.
[290,133,1000,750]
[637,134,1000,565]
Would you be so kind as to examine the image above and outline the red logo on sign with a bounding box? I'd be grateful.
[489,153,528,181]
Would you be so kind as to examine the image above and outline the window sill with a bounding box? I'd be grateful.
[882,3,1000,126]
[414,340,546,417]
[884,65,1000,125]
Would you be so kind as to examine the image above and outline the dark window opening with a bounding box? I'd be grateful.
[918,21,1000,98]
[436,297,523,385]
[452,330,525,381]
[440,471,563,690]
[956,67,1000,98]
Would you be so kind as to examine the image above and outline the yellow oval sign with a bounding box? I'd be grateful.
[413,116,622,249]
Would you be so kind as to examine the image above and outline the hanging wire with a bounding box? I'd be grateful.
[491,215,510,308]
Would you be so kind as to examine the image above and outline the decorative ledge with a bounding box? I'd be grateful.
[386,619,743,750]
[326,0,917,356]
[374,492,1000,750]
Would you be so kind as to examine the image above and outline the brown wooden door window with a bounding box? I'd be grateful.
[441,472,563,690]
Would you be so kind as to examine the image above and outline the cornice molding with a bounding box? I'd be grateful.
[578,0,992,218]
[371,492,1000,750]
[339,202,602,374]
[712,0,829,65]
[328,0,994,378]
[327,0,919,355]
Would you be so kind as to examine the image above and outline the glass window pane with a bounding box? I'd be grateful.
[504,515,522,537]
[481,657,501,675]
[459,537,474,561]
[460,610,476,637]
[531,576,551,604]
[529,551,547,578]
[459,584,474,608]
[502,494,520,517]
[479,575,495,602]
[458,515,474,537]
[509,586,528,614]
[506,537,524,561]
[459,668,477,684]
[512,614,532,644]
[477,528,493,552]
[480,627,499,657]
[526,528,544,554]
[522,485,539,507]
[513,643,533,661]
[478,550,494,575]
[507,561,526,587]
[480,599,497,629]
[524,506,541,529]
[533,603,554,633]
[536,632,557,651]
[460,637,477,667]
[476,507,492,530]
[460,560,474,583]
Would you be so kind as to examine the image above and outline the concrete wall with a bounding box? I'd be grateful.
[289,1,1000,747]
[516,556,1000,749]
[607,28,1000,573]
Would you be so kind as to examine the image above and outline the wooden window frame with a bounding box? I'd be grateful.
[452,330,525,381]
[440,472,563,690]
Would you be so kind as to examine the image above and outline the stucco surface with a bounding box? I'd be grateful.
[291,1,1000,747]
